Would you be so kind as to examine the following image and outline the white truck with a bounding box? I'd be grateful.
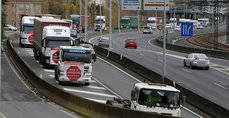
[106,83,181,117]
[33,18,73,68]
[55,46,93,86]
[19,16,37,47]
[147,17,157,29]
[94,16,106,31]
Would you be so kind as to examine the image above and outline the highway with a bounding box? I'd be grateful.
[7,31,202,118]
[90,31,229,111]
[0,43,83,118]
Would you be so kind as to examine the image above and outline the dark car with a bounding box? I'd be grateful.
[125,39,137,49]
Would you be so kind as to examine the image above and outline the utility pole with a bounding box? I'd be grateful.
[79,0,82,39]
[162,0,167,83]
[108,0,112,56]
[85,0,88,42]
[214,0,219,49]
[100,0,102,36]
[118,0,120,33]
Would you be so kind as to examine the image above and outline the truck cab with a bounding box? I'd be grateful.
[94,16,106,31]
[20,16,37,47]
[147,17,157,29]
[39,25,73,68]
[55,46,92,86]
[131,83,181,117]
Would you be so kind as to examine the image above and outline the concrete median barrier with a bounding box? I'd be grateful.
[93,45,229,118]
[5,40,177,118]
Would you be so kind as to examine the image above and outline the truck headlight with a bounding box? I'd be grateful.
[85,73,92,76]
[45,50,50,57]
[59,65,64,72]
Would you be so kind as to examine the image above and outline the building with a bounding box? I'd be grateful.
[4,0,43,28]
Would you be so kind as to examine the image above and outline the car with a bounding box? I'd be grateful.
[184,53,210,70]
[98,36,109,47]
[165,24,172,29]
[4,24,17,31]
[142,26,153,34]
[125,39,137,49]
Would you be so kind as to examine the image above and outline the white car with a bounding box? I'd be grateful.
[4,24,17,31]
[98,36,109,47]
[184,53,210,70]
[143,26,153,34]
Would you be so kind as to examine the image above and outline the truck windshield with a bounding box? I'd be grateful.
[95,19,105,24]
[138,89,180,108]
[121,19,130,24]
[63,51,91,63]
[45,37,71,48]
[147,20,156,23]
[23,25,34,32]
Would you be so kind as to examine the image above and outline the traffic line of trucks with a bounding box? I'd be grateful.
[18,14,183,117]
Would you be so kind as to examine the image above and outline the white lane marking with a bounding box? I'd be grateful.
[86,85,106,90]
[181,106,204,118]
[90,80,97,83]
[44,69,54,73]
[49,74,54,78]
[84,98,107,104]
[148,39,229,75]
[214,83,228,90]
[0,112,7,118]
[98,57,142,83]
[63,88,116,98]
[182,69,191,73]
[48,103,80,118]
[97,53,203,118]
[93,77,123,99]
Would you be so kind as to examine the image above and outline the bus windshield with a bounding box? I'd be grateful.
[121,19,130,24]
[138,88,180,108]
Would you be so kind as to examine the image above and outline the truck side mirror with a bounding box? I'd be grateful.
[131,90,136,101]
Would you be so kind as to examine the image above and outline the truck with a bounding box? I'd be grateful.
[19,15,39,47]
[120,16,138,29]
[70,15,86,33]
[147,17,157,29]
[106,83,181,117]
[33,18,74,68]
[54,46,93,86]
[94,16,106,31]
[19,14,61,47]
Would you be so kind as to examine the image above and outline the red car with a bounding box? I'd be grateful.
[125,39,137,49]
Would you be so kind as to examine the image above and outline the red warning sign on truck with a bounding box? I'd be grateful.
[50,48,59,65]
[64,62,84,81]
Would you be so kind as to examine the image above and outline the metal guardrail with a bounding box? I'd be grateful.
[5,39,177,118]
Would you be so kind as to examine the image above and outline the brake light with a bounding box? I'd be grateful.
[99,40,102,42]
[194,58,199,60]
[27,32,32,34]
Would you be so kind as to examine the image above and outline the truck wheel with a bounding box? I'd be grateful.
[19,38,24,47]
[184,60,187,67]
[84,82,90,86]
[33,49,38,60]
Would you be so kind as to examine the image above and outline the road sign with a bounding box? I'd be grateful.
[143,0,170,11]
[181,22,193,37]
[122,0,141,10]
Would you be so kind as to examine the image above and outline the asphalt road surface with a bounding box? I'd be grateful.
[90,30,229,112]
[7,30,202,118]
[0,52,83,118]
